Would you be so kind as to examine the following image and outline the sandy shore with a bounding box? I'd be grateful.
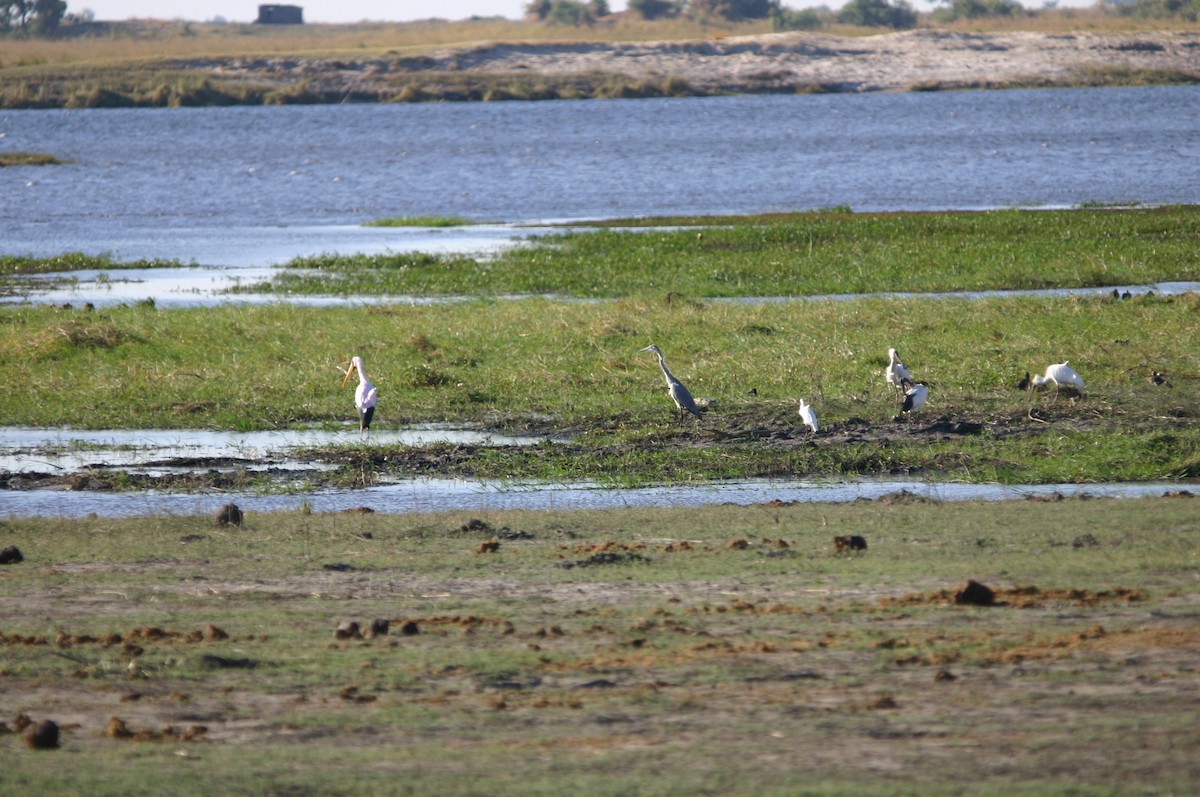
[208,29,1200,97]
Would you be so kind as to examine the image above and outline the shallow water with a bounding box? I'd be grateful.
[0,477,1191,520]
[6,256,1197,310]
[0,425,563,475]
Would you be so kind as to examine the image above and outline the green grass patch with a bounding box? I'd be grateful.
[1,253,184,276]
[363,216,475,228]
[0,151,70,167]
[2,291,1198,485]
[234,207,1200,298]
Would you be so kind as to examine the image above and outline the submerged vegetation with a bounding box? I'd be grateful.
[0,151,68,167]
[364,216,475,228]
[0,253,183,277]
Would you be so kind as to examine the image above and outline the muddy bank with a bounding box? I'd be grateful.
[192,30,1200,101]
[0,404,1104,494]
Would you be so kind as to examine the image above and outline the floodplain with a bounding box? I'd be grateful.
[2,207,1199,795]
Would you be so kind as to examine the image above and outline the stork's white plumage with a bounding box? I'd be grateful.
[1031,361,1085,392]
[798,398,819,434]
[639,344,702,423]
[885,348,912,392]
[902,383,928,416]
[341,355,378,434]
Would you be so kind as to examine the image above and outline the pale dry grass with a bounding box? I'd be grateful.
[3,11,1196,71]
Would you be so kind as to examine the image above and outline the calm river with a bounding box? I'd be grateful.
[2,86,1198,265]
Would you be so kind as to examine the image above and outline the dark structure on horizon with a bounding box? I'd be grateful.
[256,5,304,24]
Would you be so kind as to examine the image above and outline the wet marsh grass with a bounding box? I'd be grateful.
[0,253,182,277]
[2,287,1198,483]
[1,498,1198,794]
[0,151,69,167]
[232,207,1200,298]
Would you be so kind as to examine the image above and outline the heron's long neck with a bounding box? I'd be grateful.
[656,354,677,386]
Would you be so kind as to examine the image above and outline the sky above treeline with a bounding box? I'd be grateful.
[77,0,1090,25]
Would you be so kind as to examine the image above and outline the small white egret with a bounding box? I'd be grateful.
[341,355,378,435]
[639,344,702,423]
[798,398,819,434]
[885,348,912,393]
[901,383,928,417]
[1031,361,1085,400]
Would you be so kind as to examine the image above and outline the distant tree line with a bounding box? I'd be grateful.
[0,0,67,35]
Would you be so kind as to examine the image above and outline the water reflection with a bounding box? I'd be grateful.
[0,425,562,475]
[6,266,1197,310]
[1,477,1190,519]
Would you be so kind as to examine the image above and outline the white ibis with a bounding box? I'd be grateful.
[798,398,819,434]
[885,348,912,393]
[1031,361,1085,400]
[639,344,702,423]
[341,356,378,434]
[902,383,928,417]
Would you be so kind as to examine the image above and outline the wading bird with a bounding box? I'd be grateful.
[341,356,378,435]
[1031,361,1085,400]
[798,398,819,434]
[885,348,912,393]
[639,344,702,424]
[901,383,928,418]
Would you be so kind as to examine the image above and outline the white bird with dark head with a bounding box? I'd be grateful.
[885,348,912,392]
[639,344,702,423]
[901,383,928,417]
[798,398,819,434]
[341,355,378,435]
[1031,361,1085,400]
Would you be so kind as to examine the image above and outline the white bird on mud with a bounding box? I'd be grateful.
[901,383,928,418]
[798,398,819,434]
[341,355,378,435]
[639,344,702,423]
[885,348,912,393]
[1031,361,1085,400]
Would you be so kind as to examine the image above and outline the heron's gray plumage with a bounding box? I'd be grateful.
[640,344,702,422]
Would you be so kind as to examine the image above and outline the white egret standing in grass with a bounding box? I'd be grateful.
[798,398,819,434]
[639,344,702,423]
[341,356,378,435]
[901,383,928,418]
[1031,361,1085,401]
[885,348,912,393]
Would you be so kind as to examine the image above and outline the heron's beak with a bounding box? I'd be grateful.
[341,362,356,388]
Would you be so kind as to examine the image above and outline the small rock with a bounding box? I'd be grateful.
[22,719,59,750]
[334,620,361,640]
[203,624,229,641]
[477,540,500,554]
[363,618,389,638]
[397,620,420,636]
[833,535,868,553]
[954,580,996,606]
[104,717,133,739]
[0,545,23,564]
[215,503,243,527]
